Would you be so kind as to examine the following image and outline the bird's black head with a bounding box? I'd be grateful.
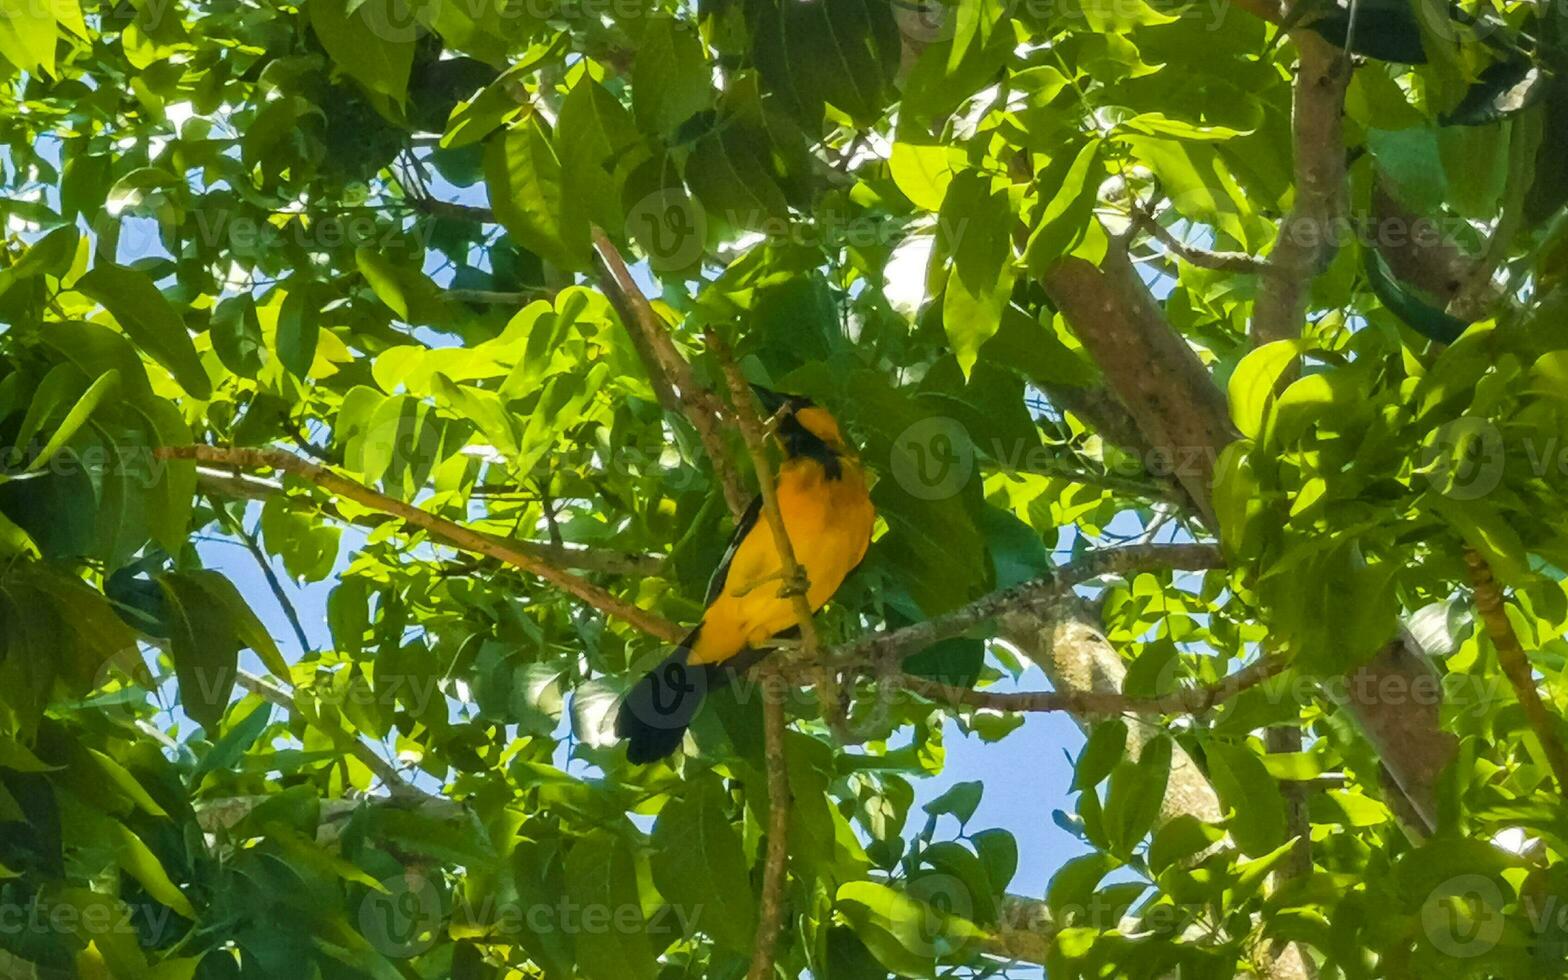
[749,385,847,475]
[750,385,814,418]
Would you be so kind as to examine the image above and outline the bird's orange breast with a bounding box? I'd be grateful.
[688,457,874,666]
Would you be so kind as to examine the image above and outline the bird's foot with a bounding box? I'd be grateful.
[778,568,810,599]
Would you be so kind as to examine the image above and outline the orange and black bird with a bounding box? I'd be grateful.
[615,387,875,763]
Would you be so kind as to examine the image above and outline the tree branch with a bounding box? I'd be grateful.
[159,446,686,644]
[897,654,1284,715]
[710,334,824,660]
[1252,31,1350,345]
[235,671,440,804]
[196,792,463,837]
[210,497,313,653]
[749,665,793,980]
[838,540,1226,676]
[591,228,749,519]
[1041,246,1237,526]
[1465,548,1568,793]
[193,466,665,577]
[1133,211,1269,275]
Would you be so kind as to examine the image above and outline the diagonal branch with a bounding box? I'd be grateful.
[235,671,440,804]
[193,465,665,577]
[1041,246,1237,526]
[158,446,685,644]
[707,334,805,980]
[210,496,313,653]
[592,228,749,519]
[1464,548,1568,793]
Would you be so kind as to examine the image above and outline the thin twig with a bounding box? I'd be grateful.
[158,446,685,644]
[836,542,1226,672]
[895,654,1285,716]
[210,496,313,653]
[1464,548,1568,793]
[191,466,664,576]
[592,228,749,518]
[1132,210,1268,275]
[235,671,438,803]
[749,664,793,980]
[707,335,804,979]
[710,333,823,661]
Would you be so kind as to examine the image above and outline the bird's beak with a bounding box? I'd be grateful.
[750,384,791,417]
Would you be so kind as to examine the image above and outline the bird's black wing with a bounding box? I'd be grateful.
[703,494,763,606]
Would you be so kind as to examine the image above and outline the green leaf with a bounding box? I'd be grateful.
[85,746,167,817]
[1024,139,1103,276]
[276,280,321,380]
[137,396,197,555]
[1204,739,1287,857]
[485,115,587,270]
[209,294,265,378]
[1228,339,1305,438]
[195,569,290,676]
[260,495,342,586]
[26,368,118,474]
[15,362,87,455]
[193,700,271,780]
[940,170,1016,376]
[923,780,982,826]
[650,778,755,951]
[835,880,983,977]
[107,820,196,918]
[1074,719,1127,791]
[632,15,711,136]
[919,841,998,925]
[1047,851,1119,922]
[155,571,245,731]
[1123,134,1258,247]
[1103,735,1171,855]
[1148,813,1224,873]
[1425,493,1531,585]
[890,141,959,211]
[970,828,1018,894]
[356,247,409,319]
[76,264,212,400]
[1363,247,1469,345]
[307,0,414,98]
[327,578,369,659]
[0,733,60,772]
[564,832,658,980]
[556,76,637,237]
[0,0,58,75]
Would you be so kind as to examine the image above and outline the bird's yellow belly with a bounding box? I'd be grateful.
[688,463,873,666]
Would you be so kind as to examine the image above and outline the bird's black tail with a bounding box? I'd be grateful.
[615,629,711,764]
